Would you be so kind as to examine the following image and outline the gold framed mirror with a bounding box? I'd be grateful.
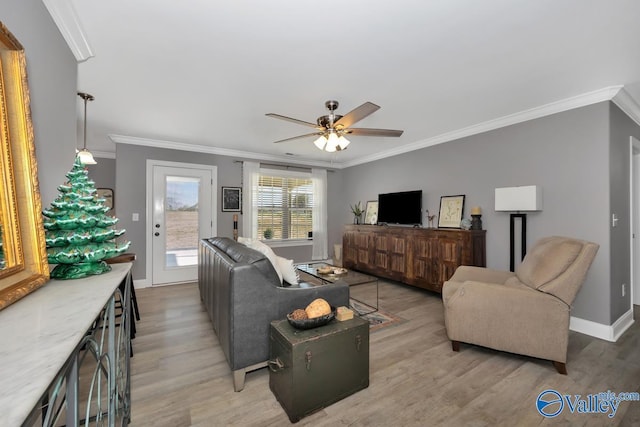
[0,22,49,310]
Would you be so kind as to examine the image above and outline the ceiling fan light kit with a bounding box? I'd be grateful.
[313,130,350,152]
[267,100,403,153]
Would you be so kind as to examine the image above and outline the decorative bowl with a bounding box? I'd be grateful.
[316,266,333,274]
[287,308,336,330]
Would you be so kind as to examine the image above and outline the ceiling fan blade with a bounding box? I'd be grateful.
[273,132,323,144]
[266,113,320,129]
[346,128,404,137]
[334,102,380,129]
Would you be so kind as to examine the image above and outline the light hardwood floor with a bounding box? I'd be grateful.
[129,281,640,426]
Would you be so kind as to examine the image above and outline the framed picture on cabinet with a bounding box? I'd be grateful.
[364,201,378,225]
[438,195,465,228]
[97,188,114,211]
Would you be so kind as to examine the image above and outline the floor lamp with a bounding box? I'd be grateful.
[495,185,542,272]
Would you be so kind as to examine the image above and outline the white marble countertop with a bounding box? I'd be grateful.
[0,263,131,426]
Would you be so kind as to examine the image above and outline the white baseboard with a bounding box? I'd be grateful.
[133,278,151,289]
[133,278,197,288]
[570,309,635,342]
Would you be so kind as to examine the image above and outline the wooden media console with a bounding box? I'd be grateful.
[343,225,486,293]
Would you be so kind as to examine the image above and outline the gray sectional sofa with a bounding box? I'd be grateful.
[198,237,350,391]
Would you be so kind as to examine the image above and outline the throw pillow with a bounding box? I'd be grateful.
[238,237,283,283]
[277,256,299,285]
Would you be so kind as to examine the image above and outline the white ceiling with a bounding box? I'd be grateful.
[59,0,640,168]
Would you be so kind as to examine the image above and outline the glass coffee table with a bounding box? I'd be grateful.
[296,262,378,314]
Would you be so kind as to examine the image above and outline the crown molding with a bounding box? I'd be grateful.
[612,87,640,127]
[341,85,624,168]
[90,150,115,160]
[108,134,341,169]
[106,86,633,170]
[42,0,94,62]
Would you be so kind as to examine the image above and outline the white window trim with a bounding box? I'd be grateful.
[264,239,313,248]
[243,163,327,257]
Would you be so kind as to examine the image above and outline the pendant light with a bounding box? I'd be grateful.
[77,91,96,165]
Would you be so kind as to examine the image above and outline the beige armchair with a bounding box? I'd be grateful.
[442,236,599,374]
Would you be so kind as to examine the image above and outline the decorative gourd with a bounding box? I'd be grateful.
[305,298,331,319]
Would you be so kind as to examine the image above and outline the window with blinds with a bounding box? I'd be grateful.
[257,174,313,240]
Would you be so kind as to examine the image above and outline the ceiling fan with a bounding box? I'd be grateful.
[266,100,403,152]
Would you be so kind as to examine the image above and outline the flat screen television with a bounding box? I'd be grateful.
[377,190,422,225]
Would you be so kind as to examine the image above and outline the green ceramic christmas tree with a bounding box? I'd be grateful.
[43,158,130,279]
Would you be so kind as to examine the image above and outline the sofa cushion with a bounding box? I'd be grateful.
[208,236,234,253]
[210,237,281,286]
[516,237,583,290]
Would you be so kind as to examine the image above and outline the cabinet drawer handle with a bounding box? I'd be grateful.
[305,350,312,371]
[355,335,362,352]
[268,357,284,372]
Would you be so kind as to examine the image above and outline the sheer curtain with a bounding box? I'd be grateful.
[242,161,260,239]
[311,168,328,260]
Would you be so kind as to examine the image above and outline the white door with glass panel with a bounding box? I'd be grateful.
[151,163,216,285]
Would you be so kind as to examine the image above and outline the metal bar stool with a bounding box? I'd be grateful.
[105,253,140,348]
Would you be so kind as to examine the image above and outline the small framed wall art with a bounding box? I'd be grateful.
[438,195,465,228]
[364,200,378,225]
[97,188,114,211]
[222,187,242,212]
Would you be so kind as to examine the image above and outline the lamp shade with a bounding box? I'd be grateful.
[495,185,542,211]
[324,131,340,152]
[337,135,350,150]
[77,148,96,165]
[313,135,327,150]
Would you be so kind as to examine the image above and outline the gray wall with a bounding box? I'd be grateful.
[332,102,620,325]
[115,144,314,280]
[87,157,116,190]
[4,0,79,206]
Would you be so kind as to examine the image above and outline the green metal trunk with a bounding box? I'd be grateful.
[269,317,370,423]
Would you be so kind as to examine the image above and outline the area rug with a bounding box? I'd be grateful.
[349,299,406,332]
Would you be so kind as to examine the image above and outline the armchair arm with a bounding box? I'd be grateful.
[447,266,515,285]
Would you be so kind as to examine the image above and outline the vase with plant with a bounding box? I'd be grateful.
[350,201,364,224]
[263,228,273,239]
